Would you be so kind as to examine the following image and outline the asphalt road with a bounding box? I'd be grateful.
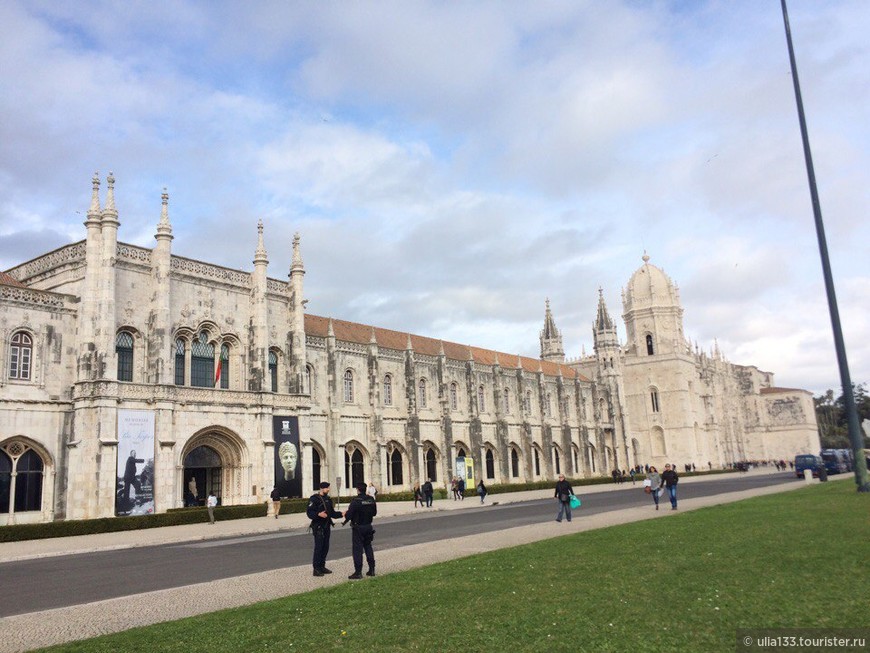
[0,473,796,617]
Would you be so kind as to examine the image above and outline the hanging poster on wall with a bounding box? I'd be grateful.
[116,410,155,517]
[273,416,301,498]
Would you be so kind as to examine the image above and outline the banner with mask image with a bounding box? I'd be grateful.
[116,410,155,516]
[273,416,301,498]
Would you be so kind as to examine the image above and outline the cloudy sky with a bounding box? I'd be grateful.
[1,1,867,394]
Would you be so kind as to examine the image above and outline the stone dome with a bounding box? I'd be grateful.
[623,253,680,312]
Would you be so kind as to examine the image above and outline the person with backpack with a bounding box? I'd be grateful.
[554,474,574,523]
[476,479,487,504]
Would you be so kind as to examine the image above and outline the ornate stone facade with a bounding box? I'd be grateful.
[0,176,819,524]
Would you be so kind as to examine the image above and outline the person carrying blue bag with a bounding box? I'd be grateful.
[554,474,575,522]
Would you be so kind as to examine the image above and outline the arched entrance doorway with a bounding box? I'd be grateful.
[183,445,222,506]
[180,428,247,507]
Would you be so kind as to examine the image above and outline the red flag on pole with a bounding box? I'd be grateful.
[214,360,221,387]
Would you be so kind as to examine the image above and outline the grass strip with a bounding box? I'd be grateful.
[40,482,868,653]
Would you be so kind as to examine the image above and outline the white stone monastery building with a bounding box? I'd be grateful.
[0,175,819,523]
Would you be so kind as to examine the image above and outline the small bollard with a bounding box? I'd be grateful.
[803,468,813,484]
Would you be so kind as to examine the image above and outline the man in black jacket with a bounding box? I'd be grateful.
[422,478,434,507]
[306,482,343,576]
[343,482,378,579]
[661,464,679,510]
[554,474,574,523]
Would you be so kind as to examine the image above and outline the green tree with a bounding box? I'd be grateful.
[814,383,870,449]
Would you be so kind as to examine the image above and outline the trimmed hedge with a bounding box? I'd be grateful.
[0,469,732,543]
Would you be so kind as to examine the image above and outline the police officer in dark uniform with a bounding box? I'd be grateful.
[306,481,343,577]
[343,482,377,579]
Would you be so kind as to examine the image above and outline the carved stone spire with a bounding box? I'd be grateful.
[102,172,119,225]
[370,327,378,345]
[291,232,304,274]
[540,297,565,363]
[155,188,173,240]
[86,172,101,224]
[595,287,615,331]
[253,219,268,265]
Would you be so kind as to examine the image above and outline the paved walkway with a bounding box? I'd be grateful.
[0,468,827,652]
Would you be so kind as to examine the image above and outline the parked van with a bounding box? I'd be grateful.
[821,449,850,474]
[794,454,823,478]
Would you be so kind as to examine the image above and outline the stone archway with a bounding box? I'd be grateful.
[180,427,247,507]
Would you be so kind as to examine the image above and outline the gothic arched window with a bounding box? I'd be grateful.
[383,374,393,406]
[9,332,32,381]
[190,332,214,388]
[344,448,364,488]
[418,378,427,409]
[646,334,655,356]
[534,447,541,476]
[388,448,404,486]
[269,350,278,393]
[311,448,322,491]
[0,447,44,513]
[343,370,354,403]
[651,389,660,413]
[425,448,438,482]
[511,448,520,478]
[485,449,495,480]
[116,331,134,382]
[219,344,229,389]
[174,338,186,386]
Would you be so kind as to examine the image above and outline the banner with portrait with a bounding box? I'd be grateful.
[116,410,155,517]
[273,416,301,498]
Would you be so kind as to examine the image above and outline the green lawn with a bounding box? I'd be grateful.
[43,483,868,653]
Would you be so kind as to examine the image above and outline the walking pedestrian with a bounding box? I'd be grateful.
[647,466,663,510]
[458,477,465,500]
[206,492,218,524]
[554,474,574,523]
[306,481,343,577]
[451,477,459,500]
[269,486,282,519]
[413,482,424,508]
[422,478,434,507]
[366,481,378,500]
[629,468,637,485]
[661,463,679,510]
[477,479,487,504]
[343,482,377,579]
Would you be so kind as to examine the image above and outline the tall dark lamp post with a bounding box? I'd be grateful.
[780,0,869,492]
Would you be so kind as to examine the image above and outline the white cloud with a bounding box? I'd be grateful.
[1,0,868,395]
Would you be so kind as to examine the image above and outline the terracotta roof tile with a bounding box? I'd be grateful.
[0,271,26,288]
[760,386,808,395]
[304,313,588,381]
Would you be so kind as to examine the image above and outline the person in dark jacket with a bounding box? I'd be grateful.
[422,479,434,507]
[343,482,378,579]
[306,482,343,576]
[269,486,282,519]
[554,474,574,523]
[661,464,679,510]
[476,479,487,504]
